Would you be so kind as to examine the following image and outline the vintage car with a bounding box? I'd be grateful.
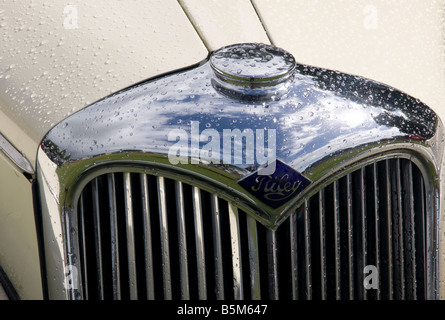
[0,0,444,300]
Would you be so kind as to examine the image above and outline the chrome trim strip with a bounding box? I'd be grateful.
[0,133,34,174]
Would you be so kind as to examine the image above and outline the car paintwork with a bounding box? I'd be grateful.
[0,0,208,165]
[0,0,444,299]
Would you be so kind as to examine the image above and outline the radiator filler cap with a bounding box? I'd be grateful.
[210,43,296,90]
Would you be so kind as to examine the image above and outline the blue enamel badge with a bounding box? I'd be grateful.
[238,159,311,209]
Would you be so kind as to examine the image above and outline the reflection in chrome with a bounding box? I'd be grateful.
[36,43,443,299]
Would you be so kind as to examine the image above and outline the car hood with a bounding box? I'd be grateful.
[1,0,444,167]
[0,0,209,165]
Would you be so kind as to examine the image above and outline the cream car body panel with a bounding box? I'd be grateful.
[0,0,444,300]
[179,0,270,50]
[0,0,208,299]
[252,0,445,121]
[0,0,208,165]
[1,1,442,164]
[0,152,41,299]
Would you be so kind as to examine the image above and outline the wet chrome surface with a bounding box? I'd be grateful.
[40,43,441,226]
[36,43,443,299]
[210,43,295,83]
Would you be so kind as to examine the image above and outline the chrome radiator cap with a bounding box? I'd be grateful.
[210,43,296,100]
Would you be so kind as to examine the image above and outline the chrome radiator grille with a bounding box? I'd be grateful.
[75,158,430,300]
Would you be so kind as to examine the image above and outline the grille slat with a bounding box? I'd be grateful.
[108,173,121,300]
[192,186,207,299]
[318,189,327,300]
[246,215,261,300]
[385,160,394,299]
[123,172,138,300]
[394,160,406,299]
[289,211,299,300]
[91,178,104,299]
[360,168,368,300]
[157,176,172,299]
[346,173,354,299]
[373,163,381,300]
[333,180,341,299]
[210,194,224,300]
[266,229,279,300]
[402,161,417,299]
[414,169,426,300]
[75,158,432,300]
[304,200,312,300]
[140,173,154,300]
[78,194,88,300]
[228,204,244,300]
[174,181,190,300]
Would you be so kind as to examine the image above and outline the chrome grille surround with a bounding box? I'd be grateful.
[36,43,444,299]
[73,158,433,300]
